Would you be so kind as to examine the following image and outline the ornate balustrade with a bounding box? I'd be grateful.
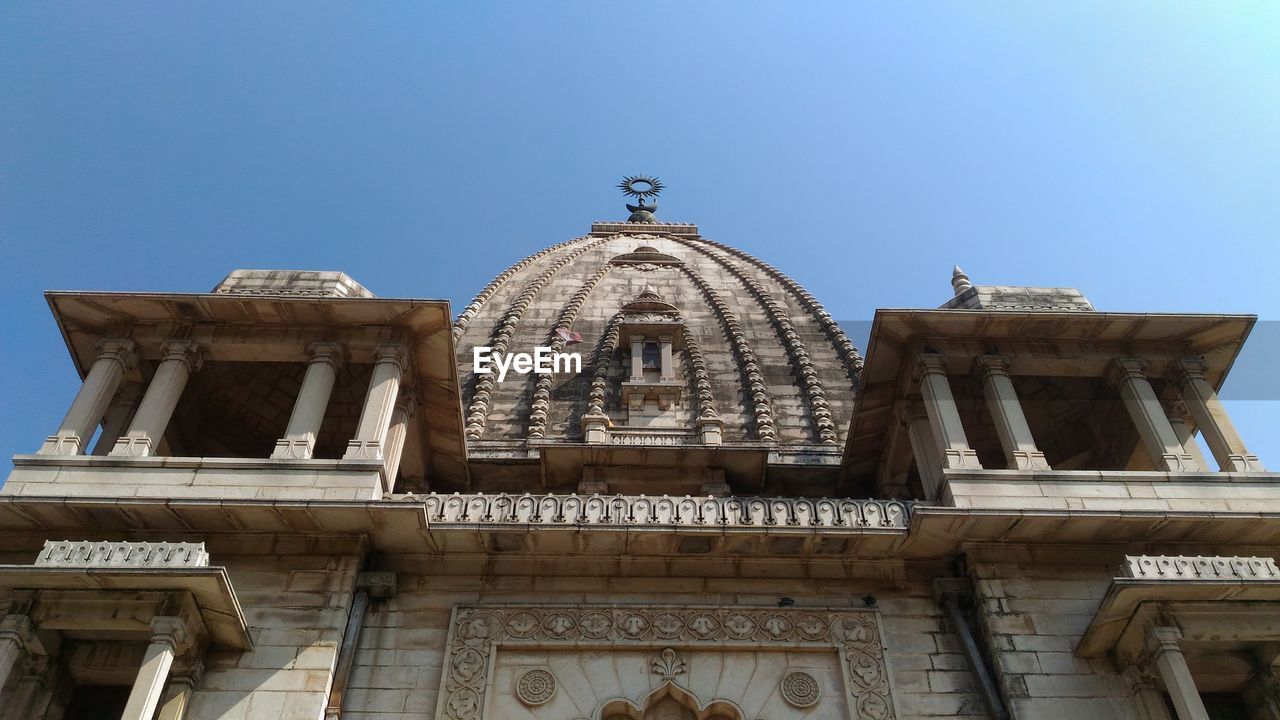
[418,493,912,530]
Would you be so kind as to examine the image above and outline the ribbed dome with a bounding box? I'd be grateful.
[453,223,863,465]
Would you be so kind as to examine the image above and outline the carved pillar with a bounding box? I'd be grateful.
[155,658,203,720]
[120,617,189,720]
[0,615,41,696]
[629,336,645,381]
[38,338,136,455]
[1107,359,1197,472]
[1148,626,1209,720]
[658,335,674,382]
[915,354,982,470]
[380,389,415,493]
[272,342,344,459]
[900,398,944,499]
[1173,358,1265,472]
[343,344,404,461]
[1161,398,1210,472]
[110,340,203,457]
[976,355,1050,470]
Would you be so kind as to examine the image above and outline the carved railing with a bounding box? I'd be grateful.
[607,429,700,446]
[420,493,912,530]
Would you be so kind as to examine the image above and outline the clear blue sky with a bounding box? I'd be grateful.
[2,3,1278,467]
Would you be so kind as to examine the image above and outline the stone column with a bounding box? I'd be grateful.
[1173,358,1265,472]
[976,355,1051,471]
[110,340,203,458]
[91,381,143,456]
[6,655,51,720]
[1107,359,1197,472]
[380,389,415,492]
[343,344,405,461]
[120,617,189,720]
[0,614,40,695]
[272,342,344,459]
[38,338,136,455]
[1149,626,1209,720]
[1161,398,1210,472]
[658,336,674,382]
[900,398,944,499]
[155,659,202,720]
[1124,666,1175,720]
[915,354,982,470]
[629,336,645,381]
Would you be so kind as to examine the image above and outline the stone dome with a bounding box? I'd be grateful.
[452,221,862,492]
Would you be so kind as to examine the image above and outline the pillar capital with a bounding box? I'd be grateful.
[159,339,204,373]
[308,341,346,370]
[372,343,407,370]
[0,614,43,655]
[1171,357,1209,385]
[914,352,949,378]
[1107,357,1149,386]
[150,616,192,655]
[973,353,1012,380]
[96,337,139,371]
[1147,625,1184,656]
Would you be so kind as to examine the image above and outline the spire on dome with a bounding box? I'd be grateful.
[618,174,663,223]
[951,265,973,296]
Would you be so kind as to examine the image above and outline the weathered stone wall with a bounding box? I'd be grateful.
[182,545,361,720]
[969,549,1135,719]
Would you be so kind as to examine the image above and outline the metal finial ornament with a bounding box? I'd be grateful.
[619,174,664,223]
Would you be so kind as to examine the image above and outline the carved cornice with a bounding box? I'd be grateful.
[1124,554,1280,581]
[422,493,911,529]
[36,540,210,568]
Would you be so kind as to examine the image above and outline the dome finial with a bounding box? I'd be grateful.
[951,265,973,295]
[618,174,664,223]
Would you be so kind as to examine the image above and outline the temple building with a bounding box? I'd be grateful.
[0,182,1277,720]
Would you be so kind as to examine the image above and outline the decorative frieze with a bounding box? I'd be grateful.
[1124,555,1280,581]
[422,493,911,529]
[35,541,210,568]
[438,605,896,720]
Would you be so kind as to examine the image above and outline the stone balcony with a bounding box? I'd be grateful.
[937,467,1280,513]
[2,454,386,500]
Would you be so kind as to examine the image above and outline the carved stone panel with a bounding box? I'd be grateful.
[436,605,897,720]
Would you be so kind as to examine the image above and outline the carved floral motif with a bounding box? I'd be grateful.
[780,670,821,708]
[436,605,897,720]
[515,669,556,706]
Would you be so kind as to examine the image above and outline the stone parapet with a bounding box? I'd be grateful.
[1124,554,1280,581]
[35,540,210,568]
[212,269,374,298]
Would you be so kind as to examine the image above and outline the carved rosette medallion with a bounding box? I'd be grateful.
[435,606,897,720]
[781,670,821,708]
[515,669,556,706]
